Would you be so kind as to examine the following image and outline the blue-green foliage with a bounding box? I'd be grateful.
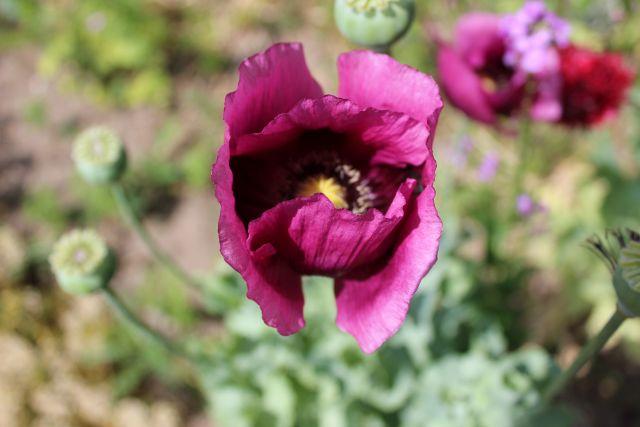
[195,227,572,427]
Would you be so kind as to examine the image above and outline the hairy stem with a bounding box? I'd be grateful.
[514,119,532,201]
[101,287,191,359]
[372,44,392,55]
[542,308,627,404]
[110,183,205,292]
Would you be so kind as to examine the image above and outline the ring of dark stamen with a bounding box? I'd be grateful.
[282,150,376,213]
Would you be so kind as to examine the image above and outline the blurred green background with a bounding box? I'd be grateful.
[0,0,639,426]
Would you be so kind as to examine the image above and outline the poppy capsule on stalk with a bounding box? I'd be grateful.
[49,229,116,295]
[610,231,640,317]
[334,0,415,50]
[72,126,127,184]
[588,229,640,317]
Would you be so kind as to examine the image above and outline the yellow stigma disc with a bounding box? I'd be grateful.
[297,175,348,209]
[481,76,497,93]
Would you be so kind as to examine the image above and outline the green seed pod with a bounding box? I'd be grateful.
[621,240,640,292]
[49,229,116,295]
[72,126,127,184]
[334,0,415,49]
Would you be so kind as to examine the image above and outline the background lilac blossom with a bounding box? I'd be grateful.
[500,1,571,121]
[501,1,570,75]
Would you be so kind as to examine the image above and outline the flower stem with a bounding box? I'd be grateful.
[101,286,190,359]
[373,44,392,55]
[542,308,627,404]
[514,119,532,199]
[110,183,205,292]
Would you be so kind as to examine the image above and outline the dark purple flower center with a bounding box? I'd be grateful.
[478,45,515,93]
[472,41,527,116]
[231,129,407,225]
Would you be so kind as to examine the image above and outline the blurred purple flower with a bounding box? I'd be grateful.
[450,134,474,168]
[516,193,545,217]
[476,152,500,182]
[436,13,527,124]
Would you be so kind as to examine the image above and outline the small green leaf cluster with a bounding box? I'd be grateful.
[37,0,171,107]
[6,0,228,107]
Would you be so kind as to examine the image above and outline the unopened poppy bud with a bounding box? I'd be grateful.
[588,229,640,317]
[49,229,116,295]
[72,126,127,184]
[613,268,640,318]
[334,0,415,49]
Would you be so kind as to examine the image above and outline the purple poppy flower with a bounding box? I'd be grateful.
[436,13,527,124]
[436,3,570,124]
[212,43,443,353]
